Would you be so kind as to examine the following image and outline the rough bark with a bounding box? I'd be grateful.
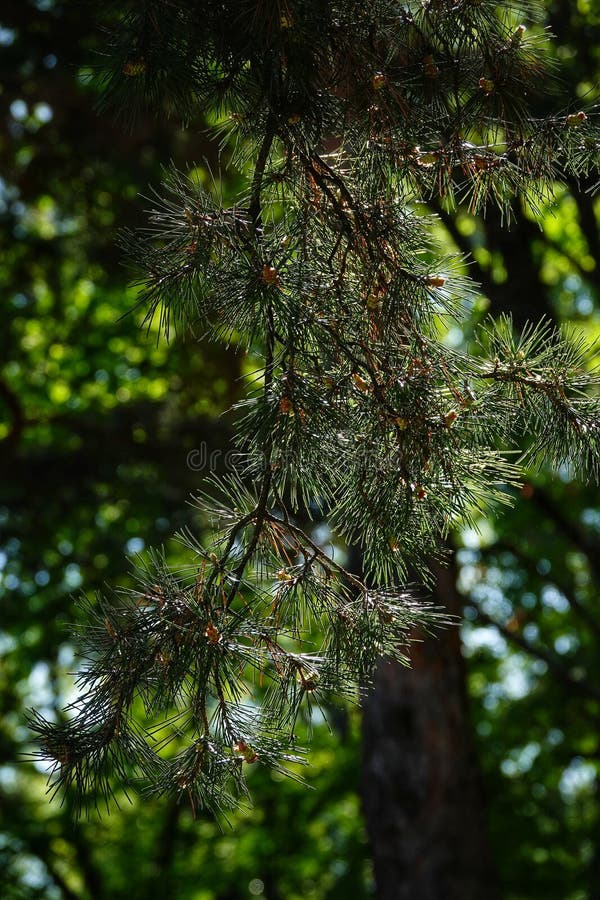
[361,560,498,900]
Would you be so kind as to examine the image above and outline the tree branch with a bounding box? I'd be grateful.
[483,537,600,641]
[471,600,600,708]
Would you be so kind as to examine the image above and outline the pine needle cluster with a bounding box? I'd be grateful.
[31,0,600,817]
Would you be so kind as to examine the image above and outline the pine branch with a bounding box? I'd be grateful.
[30,0,600,817]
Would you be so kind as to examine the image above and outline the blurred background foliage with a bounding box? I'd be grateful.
[1,1,600,898]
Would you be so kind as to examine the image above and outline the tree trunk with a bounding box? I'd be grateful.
[361,560,498,900]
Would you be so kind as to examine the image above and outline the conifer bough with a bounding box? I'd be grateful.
[31,0,600,817]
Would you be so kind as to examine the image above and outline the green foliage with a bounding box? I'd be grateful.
[26,0,600,821]
[3,2,600,898]
[459,473,600,900]
[0,3,373,893]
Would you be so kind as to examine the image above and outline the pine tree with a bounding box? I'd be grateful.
[30,0,600,818]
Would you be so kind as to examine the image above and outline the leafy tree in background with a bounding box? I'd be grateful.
[1,2,600,899]
[29,0,600,826]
